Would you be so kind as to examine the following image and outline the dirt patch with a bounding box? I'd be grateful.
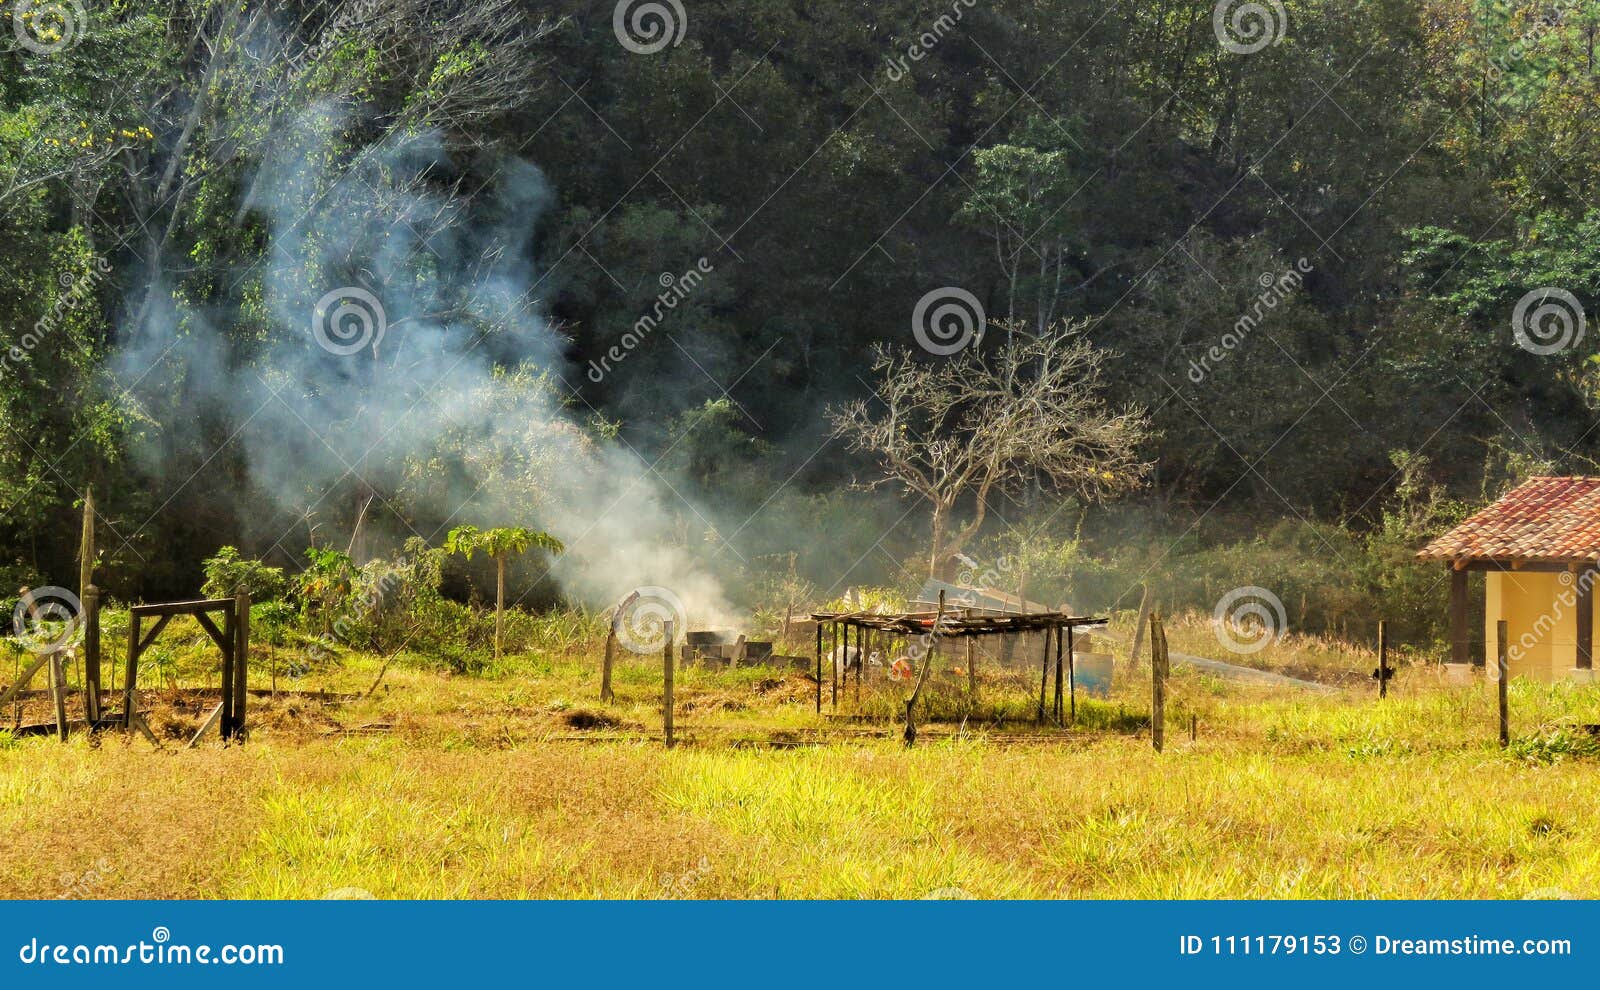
[564,708,624,730]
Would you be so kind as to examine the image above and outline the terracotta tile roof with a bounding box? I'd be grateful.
[1417,476,1600,562]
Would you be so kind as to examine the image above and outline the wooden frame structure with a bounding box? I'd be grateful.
[809,609,1108,725]
[117,592,251,743]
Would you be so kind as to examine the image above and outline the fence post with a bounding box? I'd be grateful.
[83,584,100,725]
[663,619,675,749]
[233,590,250,741]
[1497,619,1509,748]
[1377,619,1389,699]
[600,626,617,703]
[1151,610,1167,753]
[49,651,68,742]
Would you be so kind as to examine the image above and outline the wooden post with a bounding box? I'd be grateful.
[853,625,862,704]
[1377,619,1391,699]
[1053,625,1065,725]
[662,619,675,748]
[123,612,141,729]
[965,632,976,703]
[78,485,94,604]
[1449,567,1470,666]
[233,591,250,740]
[1151,610,1167,753]
[82,584,100,725]
[1497,619,1509,748]
[814,620,822,713]
[48,651,67,742]
[600,627,617,703]
[1037,627,1051,725]
[904,591,946,748]
[220,605,235,742]
[1577,567,1594,671]
[1066,624,1076,725]
[831,621,839,710]
[1129,585,1151,668]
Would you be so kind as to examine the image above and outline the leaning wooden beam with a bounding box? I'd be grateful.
[193,611,229,654]
[137,613,175,654]
[187,702,224,748]
[0,653,50,708]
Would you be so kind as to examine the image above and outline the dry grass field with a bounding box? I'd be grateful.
[5,611,1600,900]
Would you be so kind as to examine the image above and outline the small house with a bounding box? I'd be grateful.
[1417,476,1600,683]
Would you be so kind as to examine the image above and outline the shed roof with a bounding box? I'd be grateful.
[1417,476,1600,564]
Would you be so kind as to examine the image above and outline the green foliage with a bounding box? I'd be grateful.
[444,525,564,562]
[201,546,287,602]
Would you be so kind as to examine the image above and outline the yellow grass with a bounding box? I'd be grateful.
[3,613,1600,900]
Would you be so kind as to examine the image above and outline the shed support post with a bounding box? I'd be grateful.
[1577,566,1593,671]
[1449,567,1470,666]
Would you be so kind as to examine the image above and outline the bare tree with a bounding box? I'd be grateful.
[829,321,1151,579]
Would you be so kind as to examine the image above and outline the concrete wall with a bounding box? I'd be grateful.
[1484,570,1596,682]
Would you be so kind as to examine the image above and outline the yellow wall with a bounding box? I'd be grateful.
[1484,570,1598,682]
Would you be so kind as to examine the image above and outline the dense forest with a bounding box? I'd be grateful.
[2,0,1598,643]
